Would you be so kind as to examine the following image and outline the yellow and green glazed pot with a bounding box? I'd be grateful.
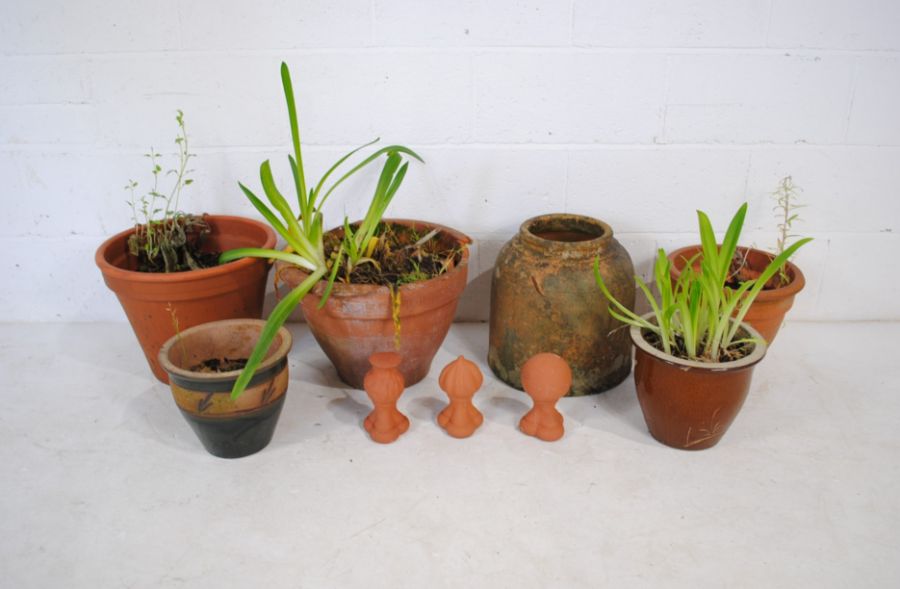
[158,319,292,458]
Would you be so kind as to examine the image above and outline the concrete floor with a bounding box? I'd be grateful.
[1,321,897,588]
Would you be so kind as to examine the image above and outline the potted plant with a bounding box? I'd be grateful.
[220,62,470,398]
[95,111,276,382]
[668,177,809,342]
[158,319,292,458]
[595,204,812,450]
[280,218,471,389]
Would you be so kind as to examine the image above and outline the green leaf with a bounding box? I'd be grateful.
[231,268,325,399]
[237,182,305,255]
[697,210,721,285]
[318,242,345,310]
[310,137,381,205]
[594,257,648,327]
[718,202,747,282]
[318,145,423,209]
[259,160,319,262]
[280,62,308,216]
[218,247,318,271]
[729,236,813,341]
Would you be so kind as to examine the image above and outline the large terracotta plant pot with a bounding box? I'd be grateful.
[158,319,292,458]
[280,219,471,389]
[630,317,767,450]
[96,215,276,383]
[488,213,635,396]
[668,245,805,343]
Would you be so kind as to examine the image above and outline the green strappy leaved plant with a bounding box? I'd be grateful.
[219,62,422,399]
[594,203,812,363]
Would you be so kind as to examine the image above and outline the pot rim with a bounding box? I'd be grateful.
[518,213,613,254]
[629,312,767,372]
[288,218,472,298]
[95,215,276,284]
[158,318,293,383]
[667,244,806,300]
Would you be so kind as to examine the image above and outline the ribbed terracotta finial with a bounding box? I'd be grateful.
[519,353,571,442]
[437,355,484,438]
[362,352,409,444]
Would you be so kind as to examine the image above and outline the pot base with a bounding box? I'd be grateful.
[179,395,285,459]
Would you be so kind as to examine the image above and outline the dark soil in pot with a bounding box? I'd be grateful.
[127,214,220,273]
[321,221,465,286]
[190,357,249,373]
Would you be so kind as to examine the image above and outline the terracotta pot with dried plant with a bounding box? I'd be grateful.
[96,111,274,383]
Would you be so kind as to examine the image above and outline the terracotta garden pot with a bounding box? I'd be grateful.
[668,245,805,343]
[279,219,471,389]
[158,319,292,458]
[630,316,767,450]
[488,213,635,396]
[96,215,276,383]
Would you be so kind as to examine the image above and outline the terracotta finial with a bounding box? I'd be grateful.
[362,352,409,444]
[519,353,571,442]
[437,355,484,438]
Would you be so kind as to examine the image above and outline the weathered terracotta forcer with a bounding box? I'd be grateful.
[519,353,571,442]
[489,213,635,396]
[362,352,410,444]
[437,355,484,438]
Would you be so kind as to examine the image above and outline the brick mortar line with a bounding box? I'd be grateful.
[2,143,899,154]
[2,47,900,60]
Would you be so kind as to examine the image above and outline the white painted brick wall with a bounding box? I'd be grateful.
[2,1,898,322]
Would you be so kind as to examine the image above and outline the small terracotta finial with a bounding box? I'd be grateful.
[362,351,409,444]
[519,353,571,442]
[437,355,484,438]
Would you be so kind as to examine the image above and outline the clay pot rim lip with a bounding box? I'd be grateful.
[158,318,293,382]
[519,213,613,252]
[629,312,767,371]
[95,215,277,283]
[667,244,806,300]
[284,218,472,297]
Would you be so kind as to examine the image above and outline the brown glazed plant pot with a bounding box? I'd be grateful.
[96,215,276,383]
[668,245,805,343]
[488,213,635,396]
[158,319,292,458]
[279,219,471,390]
[630,317,767,450]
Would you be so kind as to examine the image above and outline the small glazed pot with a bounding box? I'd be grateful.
[279,219,471,389]
[489,213,635,395]
[630,315,767,450]
[668,245,805,343]
[158,319,292,458]
[97,215,276,383]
